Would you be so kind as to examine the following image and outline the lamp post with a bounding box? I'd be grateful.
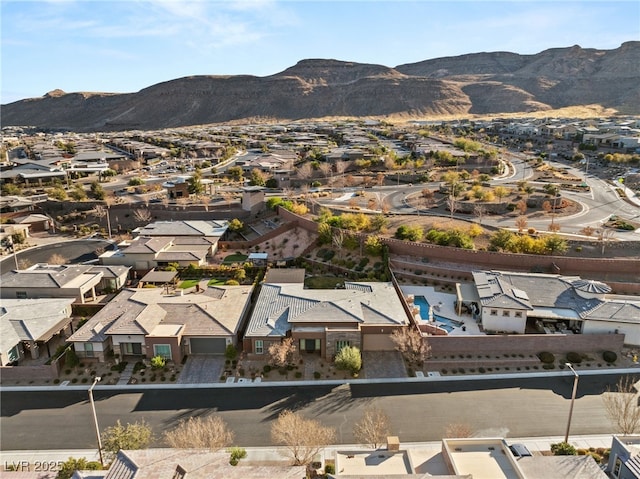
[89,376,104,466]
[564,363,579,444]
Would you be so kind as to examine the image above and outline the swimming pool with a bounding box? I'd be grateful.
[413,296,464,332]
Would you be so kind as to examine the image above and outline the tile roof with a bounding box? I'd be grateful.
[69,284,252,343]
[473,270,640,322]
[0,298,74,354]
[133,220,228,237]
[1,264,102,289]
[245,281,408,338]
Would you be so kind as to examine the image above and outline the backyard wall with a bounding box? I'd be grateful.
[278,208,640,287]
[425,333,625,356]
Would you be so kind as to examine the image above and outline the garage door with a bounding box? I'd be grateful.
[190,338,227,354]
[363,334,395,351]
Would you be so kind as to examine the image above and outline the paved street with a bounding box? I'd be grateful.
[1,373,635,450]
[0,239,113,275]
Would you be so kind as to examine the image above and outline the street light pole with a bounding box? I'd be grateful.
[564,363,579,444]
[89,377,104,466]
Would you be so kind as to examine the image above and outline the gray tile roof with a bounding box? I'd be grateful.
[473,270,640,323]
[0,298,74,354]
[69,284,252,344]
[133,220,228,237]
[1,264,101,289]
[245,281,408,338]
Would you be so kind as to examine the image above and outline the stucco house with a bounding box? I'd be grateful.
[243,269,409,359]
[471,271,640,343]
[0,297,74,365]
[100,235,214,270]
[0,264,104,303]
[0,263,130,303]
[68,282,253,362]
[606,435,640,479]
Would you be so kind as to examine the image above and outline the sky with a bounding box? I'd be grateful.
[2,0,639,104]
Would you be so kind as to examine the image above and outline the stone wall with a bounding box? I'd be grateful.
[278,208,640,285]
[426,333,625,356]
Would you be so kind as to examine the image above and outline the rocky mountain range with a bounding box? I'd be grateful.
[3,42,639,132]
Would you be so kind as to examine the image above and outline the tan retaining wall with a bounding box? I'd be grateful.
[278,208,640,285]
[425,333,625,356]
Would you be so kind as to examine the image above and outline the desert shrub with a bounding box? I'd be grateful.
[151,355,166,369]
[325,464,335,474]
[566,352,582,364]
[602,351,617,363]
[551,442,577,455]
[537,351,555,364]
[314,371,321,379]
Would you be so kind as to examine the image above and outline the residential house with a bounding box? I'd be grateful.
[68,283,253,362]
[133,220,229,241]
[470,271,640,343]
[100,236,214,271]
[0,162,67,186]
[243,269,409,359]
[0,297,74,365]
[606,435,640,479]
[0,264,104,304]
[162,175,215,199]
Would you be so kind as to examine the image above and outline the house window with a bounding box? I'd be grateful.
[613,457,622,477]
[255,340,264,354]
[153,344,172,360]
[502,311,510,317]
[16,292,27,299]
[85,343,94,358]
[515,312,523,318]
[490,310,498,316]
[336,340,350,352]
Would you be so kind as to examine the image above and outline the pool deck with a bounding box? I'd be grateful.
[400,285,483,336]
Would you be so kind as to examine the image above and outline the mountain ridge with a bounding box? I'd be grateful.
[3,42,638,131]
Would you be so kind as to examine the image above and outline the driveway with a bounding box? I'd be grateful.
[362,351,407,378]
[177,355,226,384]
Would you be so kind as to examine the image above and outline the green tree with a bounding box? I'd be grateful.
[90,181,105,200]
[49,186,67,201]
[225,344,238,361]
[334,346,362,376]
[56,457,103,479]
[69,185,87,201]
[228,218,244,232]
[128,177,144,186]
[395,225,424,242]
[227,166,244,182]
[187,170,204,196]
[493,186,510,202]
[544,235,568,255]
[489,229,514,251]
[371,214,389,232]
[101,420,153,462]
[317,222,332,245]
[249,168,266,186]
[2,183,22,196]
[364,235,383,256]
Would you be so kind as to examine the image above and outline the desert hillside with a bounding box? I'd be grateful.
[2,42,638,131]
